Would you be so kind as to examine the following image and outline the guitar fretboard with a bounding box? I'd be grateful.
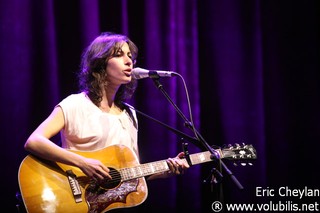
[120,160,169,181]
[119,151,214,181]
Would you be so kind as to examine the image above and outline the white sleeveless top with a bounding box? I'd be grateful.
[57,92,138,155]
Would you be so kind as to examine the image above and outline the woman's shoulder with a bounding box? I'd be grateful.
[61,92,87,102]
[58,92,89,108]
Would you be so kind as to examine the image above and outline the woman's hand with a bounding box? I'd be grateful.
[165,152,190,177]
[147,152,190,180]
[78,157,112,181]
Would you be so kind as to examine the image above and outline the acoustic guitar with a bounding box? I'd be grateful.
[18,143,256,213]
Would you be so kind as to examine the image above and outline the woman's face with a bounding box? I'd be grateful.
[105,42,133,86]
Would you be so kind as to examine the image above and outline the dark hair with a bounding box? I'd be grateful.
[78,32,138,108]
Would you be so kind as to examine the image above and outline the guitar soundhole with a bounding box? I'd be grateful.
[97,167,121,189]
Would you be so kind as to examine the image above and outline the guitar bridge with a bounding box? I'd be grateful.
[66,170,82,203]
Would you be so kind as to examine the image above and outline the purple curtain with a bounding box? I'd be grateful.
[1,0,319,212]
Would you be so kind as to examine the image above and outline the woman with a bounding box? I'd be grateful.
[24,32,189,184]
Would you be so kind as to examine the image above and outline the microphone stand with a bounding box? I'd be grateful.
[150,75,244,190]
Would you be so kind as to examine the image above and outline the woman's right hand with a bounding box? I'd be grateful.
[78,157,112,181]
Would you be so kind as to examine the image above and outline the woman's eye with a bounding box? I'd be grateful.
[113,50,132,59]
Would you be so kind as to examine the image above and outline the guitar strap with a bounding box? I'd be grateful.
[182,142,192,166]
[122,102,204,149]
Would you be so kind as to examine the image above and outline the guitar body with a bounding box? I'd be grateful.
[18,145,148,213]
[18,143,257,212]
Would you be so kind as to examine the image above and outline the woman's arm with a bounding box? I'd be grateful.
[24,106,111,180]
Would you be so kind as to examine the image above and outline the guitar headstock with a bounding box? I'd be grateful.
[220,143,257,166]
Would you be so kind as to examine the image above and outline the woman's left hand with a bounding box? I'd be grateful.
[147,152,190,180]
[165,152,190,176]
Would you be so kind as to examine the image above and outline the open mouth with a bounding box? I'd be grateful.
[123,70,132,77]
[124,72,131,77]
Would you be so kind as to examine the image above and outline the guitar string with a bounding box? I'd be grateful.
[76,148,251,181]
[75,149,254,184]
[82,155,199,182]
[98,159,251,183]
[76,168,168,183]
[76,166,172,184]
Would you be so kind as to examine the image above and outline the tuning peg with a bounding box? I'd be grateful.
[241,162,247,166]
[242,143,249,149]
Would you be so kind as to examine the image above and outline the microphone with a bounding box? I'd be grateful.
[131,67,177,79]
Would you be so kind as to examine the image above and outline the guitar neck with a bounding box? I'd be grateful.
[119,150,214,181]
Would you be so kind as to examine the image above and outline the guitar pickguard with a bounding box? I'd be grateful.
[85,179,139,213]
